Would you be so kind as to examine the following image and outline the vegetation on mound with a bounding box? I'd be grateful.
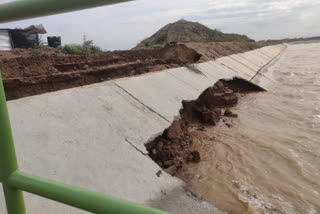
[32,49,43,56]
[154,34,168,44]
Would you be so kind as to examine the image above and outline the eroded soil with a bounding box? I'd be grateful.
[146,78,264,175]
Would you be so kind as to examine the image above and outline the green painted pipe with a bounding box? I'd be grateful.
[0,72,26,214]
[0,0,133,23]
[7,171,171,214]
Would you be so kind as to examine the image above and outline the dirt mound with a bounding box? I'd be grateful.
[135,19,254,49]
[146,78,264,174]
[0,44,201,100]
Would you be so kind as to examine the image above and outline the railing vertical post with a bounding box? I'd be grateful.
[0,71,26,214]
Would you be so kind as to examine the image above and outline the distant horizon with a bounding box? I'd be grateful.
[1,0,319,50]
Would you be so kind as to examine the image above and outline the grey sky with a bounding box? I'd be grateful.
[0,0,320,50]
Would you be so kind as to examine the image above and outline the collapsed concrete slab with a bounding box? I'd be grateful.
[0,44,287,214]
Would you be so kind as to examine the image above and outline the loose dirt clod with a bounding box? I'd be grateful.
[146,77,263,170]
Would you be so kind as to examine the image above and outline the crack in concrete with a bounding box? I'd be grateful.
[113,82,171,123]
[250,46,287,81]
[217,62,240,75]
[125,138,148,156]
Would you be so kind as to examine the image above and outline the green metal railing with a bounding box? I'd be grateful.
[0,1,171,214]
[0,0,131,23]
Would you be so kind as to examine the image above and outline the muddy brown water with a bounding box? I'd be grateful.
[181,43,320,214]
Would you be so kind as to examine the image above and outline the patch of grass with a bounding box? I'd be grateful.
[224,45,231,50]
[144,41,151,47]
[247,43,260,50]
[12,49,19,55]
[185,63,205,76]
[32,49,43,56]
[58,44,90,55]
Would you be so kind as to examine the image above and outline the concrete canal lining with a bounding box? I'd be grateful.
[0,44,287,214]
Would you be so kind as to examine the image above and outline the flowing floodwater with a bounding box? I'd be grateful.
[182,43,320,214]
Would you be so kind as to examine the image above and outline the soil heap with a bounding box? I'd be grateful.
[135,19,254,49]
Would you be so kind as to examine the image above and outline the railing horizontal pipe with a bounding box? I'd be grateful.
[0,0,133,23]
[7,171,171,214]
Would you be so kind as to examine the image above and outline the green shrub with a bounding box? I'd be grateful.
[12,49,19,55]
[247,43,260,50]
[185,63,204,75]
[61,44,89,55]
[90,45,102,53]
[83,40,94,49]
[57,44,102,55]
[155,34,167,44]
[224,45,231,50]
[144,41,151,47]
[32,49,43,56]
[57,46,63,51]
[82,40,102,53]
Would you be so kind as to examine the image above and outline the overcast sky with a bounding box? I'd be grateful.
[0,0,320,50]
